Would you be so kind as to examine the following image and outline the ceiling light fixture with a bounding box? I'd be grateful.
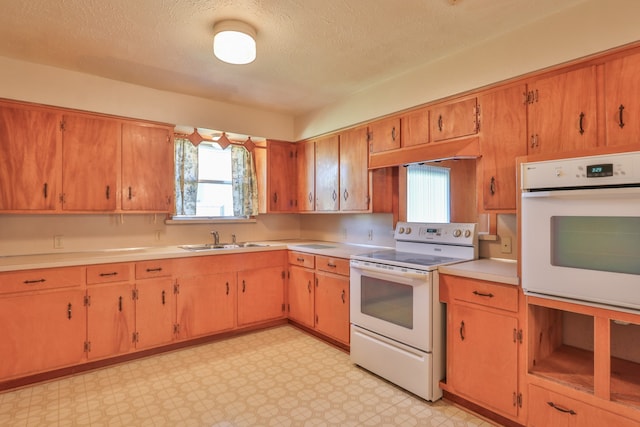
[213,20,256,65]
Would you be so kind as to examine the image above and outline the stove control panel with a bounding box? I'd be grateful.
[395,222,477,245]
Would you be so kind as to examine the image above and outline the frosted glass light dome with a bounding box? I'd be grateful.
[213,20,256,65]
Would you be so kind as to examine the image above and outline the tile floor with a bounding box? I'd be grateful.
[0,325,497,426]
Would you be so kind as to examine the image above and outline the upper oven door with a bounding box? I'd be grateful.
[349,261,434,352]
[521,187,640,311]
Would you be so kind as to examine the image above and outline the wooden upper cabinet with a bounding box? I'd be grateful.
[400,108,430,147]
[339,126,370,211]
[296,140,315,211]
[430,98,478,142]
[266,140,297,212]
[0,104,60,211]
[604,51,640,147]
[478,84,527,211]
[315,134,340,211]
[121,123,174,212]
[61,114,119,211]
[368,117,401,153]
[527,66,598,154]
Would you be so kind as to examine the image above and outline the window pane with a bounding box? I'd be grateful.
[196,183,233,216]
[406,164,450,222]
[198,143,232,181]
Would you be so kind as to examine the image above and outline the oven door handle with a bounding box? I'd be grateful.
[351,264,429,282]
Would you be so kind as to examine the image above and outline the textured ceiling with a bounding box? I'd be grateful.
[0,0,586,116]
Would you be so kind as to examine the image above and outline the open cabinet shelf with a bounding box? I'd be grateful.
[530,344,594,393]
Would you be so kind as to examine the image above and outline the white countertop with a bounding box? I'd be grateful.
[438,258,519,286]
[0,241,390,272]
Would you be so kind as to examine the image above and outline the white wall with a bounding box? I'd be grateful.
[0,57,295,141]
[295,0,640,140]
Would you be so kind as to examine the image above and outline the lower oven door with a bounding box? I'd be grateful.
[522,187,640,311]
[349,261,434,352]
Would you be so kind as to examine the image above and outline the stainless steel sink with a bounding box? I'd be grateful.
[179,243,269,251]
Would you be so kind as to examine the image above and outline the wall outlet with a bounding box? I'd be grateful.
[54,235,64,249]
[501,236,512,254]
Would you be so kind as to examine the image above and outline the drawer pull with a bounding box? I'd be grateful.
[242,280,246,293]
[67,303,72,319]
[24,278,46,285]
[459,320,465,341]
[341,289,346,304]
[99,272,118,277]
[161,290,166,305]
[547,401,577,415]
[472,290,494,298]
[327,262,337,268]
[297,257,305,262]
[618,104,626,128]
[307,281,312,293]
[118,296,123,312]
[146,267,162,273]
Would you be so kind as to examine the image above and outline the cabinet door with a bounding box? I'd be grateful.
[0,289,86,379]
[296,140,315,211]
[315,272,349,344]
[430,98,478,142]
[86,283,134,360]
[61,114,119,211]
[401,108,430,147]
[315,135,340,211]
[288,266,315,328]
[135,277,175,349]
[604,52,640,147]
[448,304,518,418]
[0,105,59,211]
[368,117,401,153]
[528,66,598,154]
[339,126,369,211]
[177,272,236,339]
[266,140,297,212]
[237,266,285,326]
[122,123,173,211]
[478,84,527,211]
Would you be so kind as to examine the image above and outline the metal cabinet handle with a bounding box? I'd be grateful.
[273,192,278,203]
[118,296,123,312]
[472,290,494,298]
[307,280,311,293]
[489,177,496,196]
[106,185,110,200]
[437,114,443,132]
[618,104,626,128]
[99,272,118,277]
[341,289,346,304]
[24,278,46,285]
[459,320,465,341]
[547,401,576,415]
[67,303,72,320]
[343,189,349,201]
[297,257,305,262]
[128,186,132,200]
[579,112,585,135]
[43,182,48,199]
[226,282,230,295]
[327,262,337,268]
[332,189,337,201]
[161,290,166,305]
[146,267,162,273]
[391,126,397,141]
[308,192,313,204]
[242,280,246,293]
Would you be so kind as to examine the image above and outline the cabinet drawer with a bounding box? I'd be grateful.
[444,275,518,312]
[135,259,173,279]
[0,266,83,294]
[288,251,315,269]
[528,384,637,427]
[87,263,131,285]
[316,256,350,276]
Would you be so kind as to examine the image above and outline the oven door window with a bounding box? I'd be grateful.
[361,275,413,329]
[551,216,640,275]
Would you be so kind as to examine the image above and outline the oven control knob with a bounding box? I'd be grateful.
[398,227,405,234]
[453,229,462,237]
[464,229,471,238]
[405,227,412,234]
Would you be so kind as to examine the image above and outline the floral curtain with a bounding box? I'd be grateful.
[174,137,198,215]
[231,145,259,217]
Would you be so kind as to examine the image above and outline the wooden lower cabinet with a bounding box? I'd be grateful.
[237,266,286,326]
[288,265,315,328]
[134,277,175,350]
[528,384,637,427]
[86,283,135,359]
[314,271,349,345]
[0,289,86,379]
[177,272,236,339]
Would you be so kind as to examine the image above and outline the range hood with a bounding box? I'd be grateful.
[368,137,480,169]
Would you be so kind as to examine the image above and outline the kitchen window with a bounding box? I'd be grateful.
[406,164,450,222]
[174,137,258,219]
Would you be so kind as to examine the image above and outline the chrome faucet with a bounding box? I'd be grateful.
[210,231,220,245]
